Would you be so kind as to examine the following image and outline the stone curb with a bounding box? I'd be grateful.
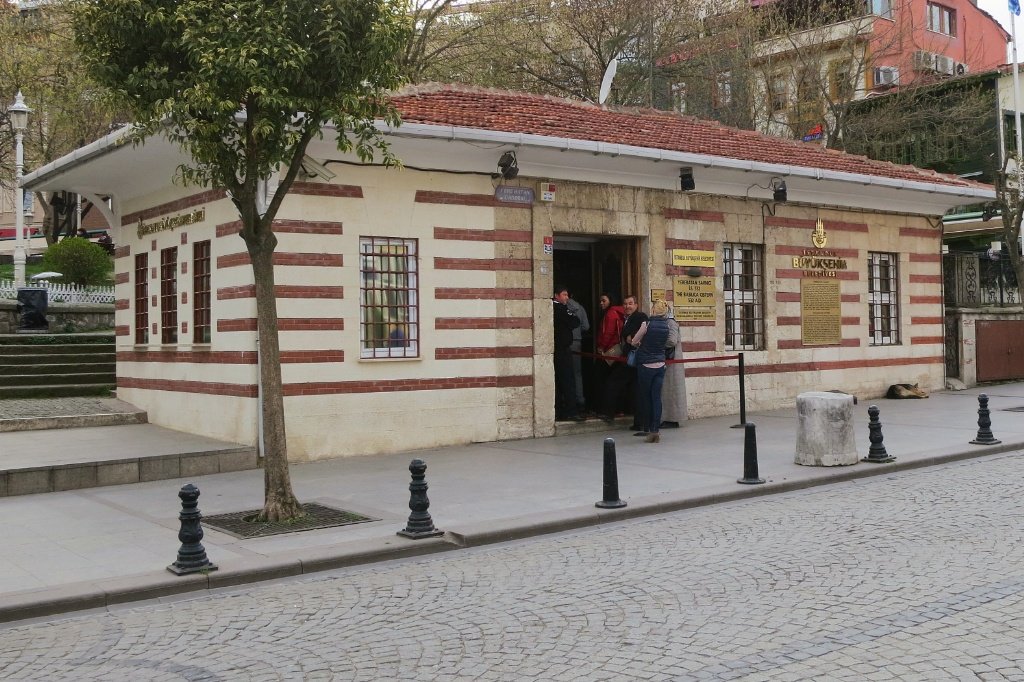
[0,411,147,433]
[0,438,1018,625]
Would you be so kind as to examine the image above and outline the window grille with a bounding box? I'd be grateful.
[868,251,900,345]
[724,243,765,350]
[134,253,149,344]
[160,247,178,344]
[360,237,419,358]
[193,240,211,344]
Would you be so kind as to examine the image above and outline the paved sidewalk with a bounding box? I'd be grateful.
[1,383,1023,623]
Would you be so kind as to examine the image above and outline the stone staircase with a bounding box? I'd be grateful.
[0,333,116,399]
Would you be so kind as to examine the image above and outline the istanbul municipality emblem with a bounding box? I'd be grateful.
[811,218,827,248]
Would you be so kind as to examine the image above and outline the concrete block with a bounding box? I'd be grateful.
[7,469,51,496]
[180,454,220,477]
[97,461,140,487]
[139,456,181,482]
[795,391,858,466]
[218,448,258,473]
[52,465,99,492]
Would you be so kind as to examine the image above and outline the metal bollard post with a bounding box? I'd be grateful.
[595,438,627,508]
[731,352,747,429]
[398,459,444,539]
[737,422,765,485]
[970,393,1001,445]
[861,405,896,463]
[167,483,218,575]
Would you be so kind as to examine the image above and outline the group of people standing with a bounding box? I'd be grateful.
[553,286,686,442]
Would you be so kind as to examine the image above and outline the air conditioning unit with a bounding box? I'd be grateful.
[935,55,955,75]
[873,66,900,87]
[955,62,969,76]
[912,50,936,71]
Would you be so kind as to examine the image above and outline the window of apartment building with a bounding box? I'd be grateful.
[724,243,765,350]
[769,75,788,113]
[868,252,900,345]
[867,0,892,19]
[193,240,211,344]
[829,60,855,102]
[927,2,956,36]
[671,82,688,114]
[360,237,419,358]
[134,253,149,345]
[714,71,732,109]
[160,246,178,344]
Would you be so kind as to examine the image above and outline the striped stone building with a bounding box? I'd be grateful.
[20,85,992,460]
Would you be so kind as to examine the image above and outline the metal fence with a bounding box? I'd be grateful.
[944,253,1020,308]
[0,279,115,304]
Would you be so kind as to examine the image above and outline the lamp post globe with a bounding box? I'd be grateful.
[8,91,31,288]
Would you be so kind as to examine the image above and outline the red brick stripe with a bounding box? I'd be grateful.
[115,325,130,336]
[114,272,129,285]
[118,376,257,397]
[434,257,531,271]
[909,252,942,262]
[217,285,344,300]
[911,336,944,344]
[911,317,943,325]
[122,189,226,226]
[114,299,129,311]
[119,350,258,364]
[217,318,344,332]
[764,217,868,232]
[686,341,717,352]
[218,318,258,332]
[687,355,942,378]
[775,245,858,257]
[910,295,943,305]
[899,227,939,239]
[415,190,531,209]
[435,287,532,300]
[667,265,715,277]
[113,246,130,260]
[663,209,725,222]
[216,220,344,237]
[289,182,363,198]
[665,238,717,251]
[435,346,533,359]
[778,338,862,349]
[775,269,860,280]
[680,320,715,327]
[433,227,532,242]
[282,375,533,396]
[280,350,345,363]
[217,252,343,269]
[909,274,942,284]
[435,317,533,330]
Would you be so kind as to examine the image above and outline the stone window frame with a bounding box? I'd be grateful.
[359,236,419,359]
[868,251,901,346]
[723,242,765,351]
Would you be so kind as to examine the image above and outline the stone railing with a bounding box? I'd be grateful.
[0,279,115,305]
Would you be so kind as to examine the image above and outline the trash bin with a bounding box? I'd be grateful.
[17,287,49,331]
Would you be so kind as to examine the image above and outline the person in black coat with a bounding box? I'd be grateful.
[553,285,583,421]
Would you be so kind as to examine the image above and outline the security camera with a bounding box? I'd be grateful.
[299,156,337,181]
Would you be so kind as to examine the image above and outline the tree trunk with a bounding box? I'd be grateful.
[244,227,304,522]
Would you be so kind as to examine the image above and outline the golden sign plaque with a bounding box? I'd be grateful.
[673,277,715,307]
[801,278,841,346]
[672,249,716,268]
[676,307,715,322]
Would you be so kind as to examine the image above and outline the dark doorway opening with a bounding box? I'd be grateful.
[552,236,640,415]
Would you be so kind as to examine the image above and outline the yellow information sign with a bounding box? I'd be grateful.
[672,249,716,268]
[673,277,715,307]
[676,307,715,322]
[800,278,842,346]
[650,289,667,302]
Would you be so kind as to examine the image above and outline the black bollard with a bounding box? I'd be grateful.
[398,459,444,539]
[167,483,218,575]
[862,405,896,463]
[595,438,627,508]
[970,393,1002,445]
[737,422,765,484]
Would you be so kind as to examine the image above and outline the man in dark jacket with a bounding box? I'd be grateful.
[553,286,583,422]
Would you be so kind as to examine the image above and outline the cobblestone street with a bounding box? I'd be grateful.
[3,452,1024,681]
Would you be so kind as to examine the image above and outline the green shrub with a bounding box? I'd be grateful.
[41,238,113,286]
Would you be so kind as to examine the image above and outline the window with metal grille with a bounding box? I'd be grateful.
[134,253,149,345]
[724,243,765,350]
[160,246,178,344]
[193,240,211,344]
[360,237,419,358]
[868,252,900,345]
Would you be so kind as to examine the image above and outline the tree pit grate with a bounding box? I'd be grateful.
[203,503,378,539]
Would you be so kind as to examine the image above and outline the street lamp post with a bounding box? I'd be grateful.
[8,91,31,287]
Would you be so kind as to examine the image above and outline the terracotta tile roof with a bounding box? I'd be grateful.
[390,84,987,190]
